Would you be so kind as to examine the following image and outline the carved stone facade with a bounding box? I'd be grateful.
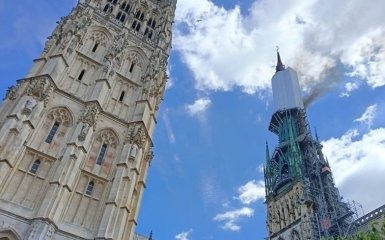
[0,0,176,239]
[266,182,315,240]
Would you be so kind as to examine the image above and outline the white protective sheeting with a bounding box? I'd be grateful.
[271,67,304,111]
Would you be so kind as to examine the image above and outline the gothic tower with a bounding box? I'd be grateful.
[0,0,176,239]
[264,51,353,239]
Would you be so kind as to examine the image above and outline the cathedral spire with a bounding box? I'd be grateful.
[276,47,285,72]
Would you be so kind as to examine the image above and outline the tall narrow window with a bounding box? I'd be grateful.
[132,21,138,30]
[121,2,130,12]
[45,121,60,144]
[116,12,126,22]
[96,144,108,165]
[119,91,125,102]
[136,23,141,31]
[30,160,41,174]
[92,42,99,53]
[103,4,110,12]
[135,10,141,19]
[129,63,135,73]
[85,181,94,195]
[77,69,85,81]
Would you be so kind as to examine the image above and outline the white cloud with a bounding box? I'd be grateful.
[322,127,385,212]
[185,97,211,117]
[354,104,378,128]
[236,180,265,205]
[340,82,360,97]
[174,0,385,96]
[213,207,254,231]
[175,229,193,240]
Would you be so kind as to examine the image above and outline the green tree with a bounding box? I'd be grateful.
[325,220,385,240]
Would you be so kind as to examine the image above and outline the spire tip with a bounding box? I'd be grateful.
[276,47,285,72]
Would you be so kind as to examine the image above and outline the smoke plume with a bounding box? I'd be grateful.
[303,66,342,108]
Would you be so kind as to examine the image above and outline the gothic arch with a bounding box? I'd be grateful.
[46,106,74,127]
[87,26,113,44]
[0,228,21,240]
[29,106,74,149]
[83,128,120,177]
[120,47,148,77]
[123,47,148,62]
[94,128,120,148]
[135,2,149,12]
[126,51,145,68]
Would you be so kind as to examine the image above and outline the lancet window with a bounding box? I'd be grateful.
[132,9,145,32]
[30,160,41,174]
[45,121,60,144]
[85,181,94,195]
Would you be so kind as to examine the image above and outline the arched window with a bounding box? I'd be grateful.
[96,144,108,165]
[30,160,41,174]
[45,121,60,144]
[132,21,141,31]
[135,10,145,22]
[116,11,126,22]
[103,4,114,13]
[145,17,156,39]
[85,181,94,195]
[92,42,99,52]
[144,28,153,39]
[147,18,156,29]
[77,69,85,81]
[135,10,141,19]
[119,91,125,102]
[121,2,130,12]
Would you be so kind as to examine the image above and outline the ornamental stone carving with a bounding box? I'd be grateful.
[78,104,99,141]
[129,144,139,159]
[90,31,108,47]
[50,7,93,51]
[102,31,130,77]
[145,148,154,164]
[22,98,38,115]
[4,84,19,100]
[25,77,54,106]
[126,123,147,149]
[96,129,118,148]
[48,108,72,125]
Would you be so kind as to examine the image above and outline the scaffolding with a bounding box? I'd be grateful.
[265,107,357,239]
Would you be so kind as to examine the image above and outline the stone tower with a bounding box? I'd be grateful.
[0,0,176,239]
[264,51,353,239]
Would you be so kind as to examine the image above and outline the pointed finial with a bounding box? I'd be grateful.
[149,231,153,240]
[314,127,320,142]
[265,141,271,161]
[276,46,285,72]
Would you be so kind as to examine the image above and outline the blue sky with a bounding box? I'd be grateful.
[1,1,385,240]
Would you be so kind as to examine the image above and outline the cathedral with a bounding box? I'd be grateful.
[263,52,354,239]
[0,0,176,239]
